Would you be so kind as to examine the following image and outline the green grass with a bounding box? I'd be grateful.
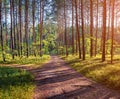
[0,55,50,99]
[61,54,120,90]
[0,66,34,99]
[0,55,50,66]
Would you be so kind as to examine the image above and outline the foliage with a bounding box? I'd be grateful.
[41,22,57,54]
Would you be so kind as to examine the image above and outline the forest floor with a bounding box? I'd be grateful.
[28,56,120,99]
[0,55,50,99]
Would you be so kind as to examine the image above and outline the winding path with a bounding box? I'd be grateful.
[29,56,120,99]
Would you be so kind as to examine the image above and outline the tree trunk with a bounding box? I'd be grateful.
[39,0,44,57]
[90,0,93,57]
[64,0,68,56]
[32,0,36,56]
[10,0,15,59]
[111,0,115,63]
[95,0,98,56]
[16,3,20,57]
[25,0,29,57]
[75,0,81,59]
[72,0,74,55]
[81,0,85,60]
[102,0,107,62]
[0,1,5,62]
[4,0,8,47]
[19,0,22,56]
[12,0,16,51]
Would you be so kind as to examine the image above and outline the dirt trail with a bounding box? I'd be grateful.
[29,56,120,99]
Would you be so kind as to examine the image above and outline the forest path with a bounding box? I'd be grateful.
[29,56,120,99]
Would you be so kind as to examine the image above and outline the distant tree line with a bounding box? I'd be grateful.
[0,0,119,63]
[0,0,57,62]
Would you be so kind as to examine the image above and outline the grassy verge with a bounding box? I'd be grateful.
[61,55,120,90]
[0,55,50,66]
[0,66,34,99]
[0,55,50,99]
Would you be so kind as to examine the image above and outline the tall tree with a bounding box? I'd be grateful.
[39,0,44,57]
[72,0,74,55]
[64,0,68,56]
[75,0,81,59]
[0,0,5,62]
[4,0,8,46]
[95,0,99,56]
[32,0,36,56]
[90,0,93,57]
[25,0,29,57]
[10,0,15,59]
[111,0,115,63]
[19,0,22,56]
[15,1,20,56]
[12,0,16,51]
[102,0,107,62]
[81,0,85,60]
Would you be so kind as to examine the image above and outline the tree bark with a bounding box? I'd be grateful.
[75,0,81,59]
[95,0,98,56]
[0,0,5,62]
[10,0,15,59]
[25,0,29,57]
[81,0,85,60]
[39,0,44,57]
[64,0,68,56]
[72,0,74,55]
[102,0,107,62]
[111,0,115,63]
[32,0,36,56]
[90,0,93,57]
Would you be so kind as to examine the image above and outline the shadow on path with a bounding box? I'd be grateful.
[29,56,120,99]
